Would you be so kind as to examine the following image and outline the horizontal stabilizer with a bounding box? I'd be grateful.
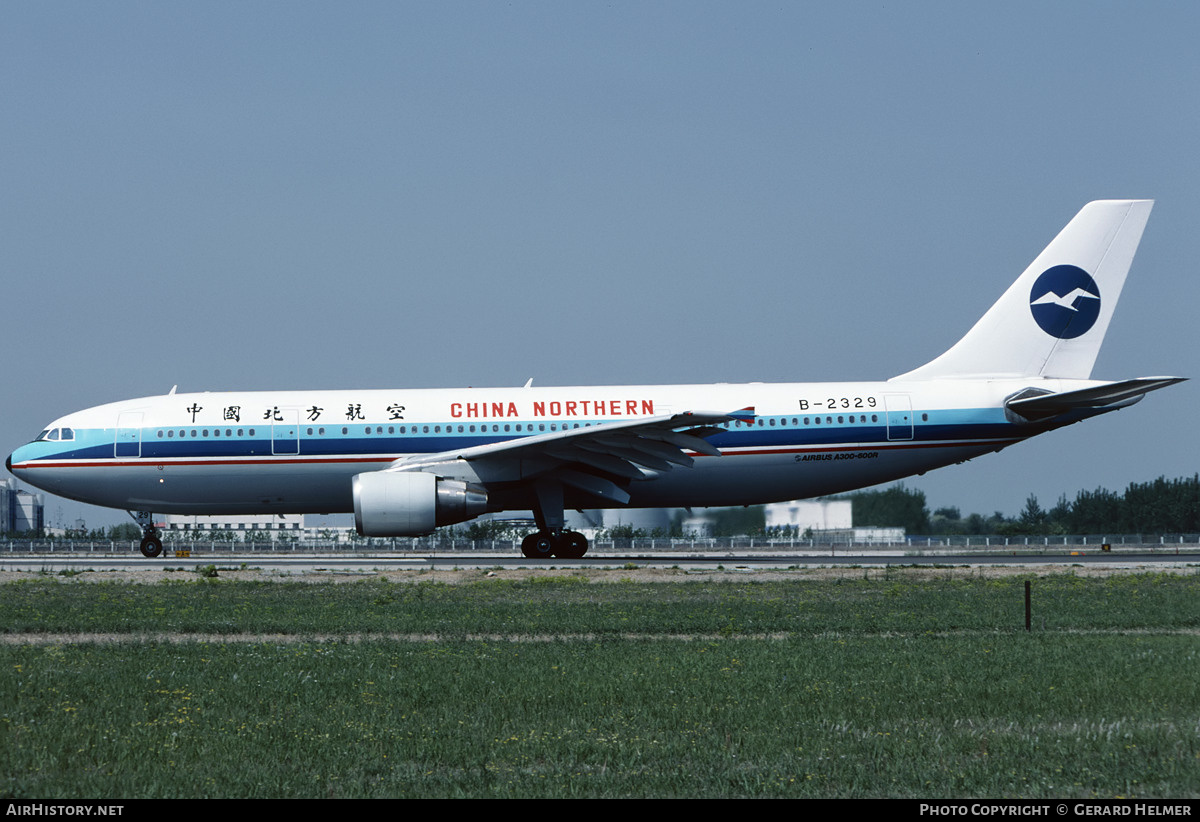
[1006,377,1186,421]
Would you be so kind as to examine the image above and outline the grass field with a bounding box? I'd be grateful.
[1,568,1197,798]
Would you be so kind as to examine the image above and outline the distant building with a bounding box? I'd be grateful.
[162,513,304,533]
[0,479,44,535]
[583,507,673,534]
[764,499,853,532]
[807,526,906,545]
[763,498,904,542]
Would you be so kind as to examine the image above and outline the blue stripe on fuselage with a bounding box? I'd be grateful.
[12,406,1045,465]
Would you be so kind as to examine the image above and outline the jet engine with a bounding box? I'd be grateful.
[352,471,488,536]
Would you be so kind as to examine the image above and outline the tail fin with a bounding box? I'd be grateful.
[893,200,1153,381]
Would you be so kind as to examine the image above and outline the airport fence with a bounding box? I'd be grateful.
[2,533,1200,556]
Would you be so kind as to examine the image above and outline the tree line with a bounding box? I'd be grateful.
[845,474,1200,536]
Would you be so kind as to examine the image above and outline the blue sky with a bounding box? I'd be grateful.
[3,2,1197,529]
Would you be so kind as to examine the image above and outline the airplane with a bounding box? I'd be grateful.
[6,200,1184,559]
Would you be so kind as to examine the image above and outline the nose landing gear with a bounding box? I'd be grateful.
[129,510,163,558]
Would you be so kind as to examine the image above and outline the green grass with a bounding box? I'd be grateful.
[3,572,1197,636]
[1,572,1198,798]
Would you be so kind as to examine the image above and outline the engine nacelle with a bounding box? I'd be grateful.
[352,471,488,536]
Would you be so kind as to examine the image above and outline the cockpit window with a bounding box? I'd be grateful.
[60,428,74,441]
[35,428,74,442]
[36,430,49,441]
[47,429,60,441]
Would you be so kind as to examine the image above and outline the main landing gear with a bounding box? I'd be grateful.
[130,510,163,558]
[517,479,591,559]
[520,529,589,559]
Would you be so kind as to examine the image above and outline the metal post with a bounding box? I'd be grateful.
[1025,580,1031,632]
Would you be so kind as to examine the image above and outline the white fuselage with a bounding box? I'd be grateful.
[7,377,1098,517]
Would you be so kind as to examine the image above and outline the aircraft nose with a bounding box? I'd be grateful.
[5,453,12,475]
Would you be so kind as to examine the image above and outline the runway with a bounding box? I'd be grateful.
[1,548,1196,574]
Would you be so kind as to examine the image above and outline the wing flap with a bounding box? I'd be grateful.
[556,469,632,505]
[548,447,648,479]
[639,427,725,457]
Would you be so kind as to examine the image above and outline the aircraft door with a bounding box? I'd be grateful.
[272,409,299,455]
[115,412,143,457]
[884,394,913,441]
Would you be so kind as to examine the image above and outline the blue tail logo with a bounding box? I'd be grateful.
[1029,265,1101,339]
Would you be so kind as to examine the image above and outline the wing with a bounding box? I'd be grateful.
[383,409,750,505]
